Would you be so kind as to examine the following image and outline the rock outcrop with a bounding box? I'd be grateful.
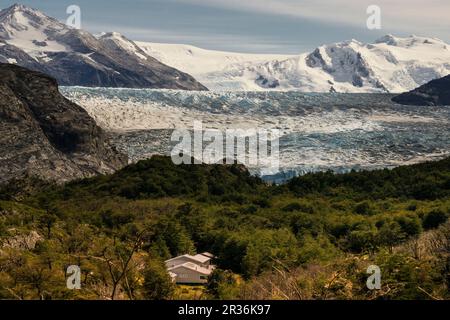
[1,230,43,251]
[392,74,450,106]
[0,63,128,184]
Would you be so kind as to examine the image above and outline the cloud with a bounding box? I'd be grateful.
[36,0,450,53]
[174,0,450,35]
[84,23,293,52]
[82,0,450,53]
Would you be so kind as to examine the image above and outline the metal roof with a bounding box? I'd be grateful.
[167,262,212,275]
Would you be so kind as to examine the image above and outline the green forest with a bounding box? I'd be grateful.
[0,155,449,300]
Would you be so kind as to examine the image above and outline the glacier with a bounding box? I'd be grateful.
[61,87,450,182]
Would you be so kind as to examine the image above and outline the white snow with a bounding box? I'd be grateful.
[136,42,292,76]
[137,35,450,93]
[136,41,293,90]
[101,32,148,60]
[0,5,68,60]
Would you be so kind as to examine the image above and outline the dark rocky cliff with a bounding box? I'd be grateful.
[0,63,128,184]
[392,75,450,106]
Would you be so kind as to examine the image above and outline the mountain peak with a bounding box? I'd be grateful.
[344,39,362,46]
[8,3,23,9]
[0,4,208,90]
[0,3,43,18]
[99,31,127,41]
[5,3,27,12]
[375,34,398,45]
[0,3,67,51]
[103,31,123,37]
[97,31,155,62]
[374,34,446,48]
[0,3,63,33]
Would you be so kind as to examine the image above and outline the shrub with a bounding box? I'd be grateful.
[344,230,377,253]
[395,215,422,237]
[354,201,374,215]
[422,209,449,230]
[282,202,315,214]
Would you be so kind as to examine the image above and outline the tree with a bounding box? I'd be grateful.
[86,228,151,300]
[38,213,57,239]
[377,221,406,252]
[206,269,239,299]
[241,229,299,277]
[153,218,195,257]
[142,260,175,300]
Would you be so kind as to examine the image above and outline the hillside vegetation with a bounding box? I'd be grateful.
[0,156,449,300]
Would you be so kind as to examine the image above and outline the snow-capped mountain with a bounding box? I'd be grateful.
[2,4,448,93]
[137,42,294,90]
[0,4,207,90]
[137,35,450,93]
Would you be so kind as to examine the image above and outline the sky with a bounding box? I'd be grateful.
[2,0,449,54]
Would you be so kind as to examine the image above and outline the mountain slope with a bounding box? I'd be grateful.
[138,35,450,92]
[0,4,207,90]
[0,63,128,184]
[136,42,293,90]
[392,74,450,106]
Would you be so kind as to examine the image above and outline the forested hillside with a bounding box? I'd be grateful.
[0,156,449,300]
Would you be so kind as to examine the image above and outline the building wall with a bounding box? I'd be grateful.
[171,266,209,284]
[202,260,210,267]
